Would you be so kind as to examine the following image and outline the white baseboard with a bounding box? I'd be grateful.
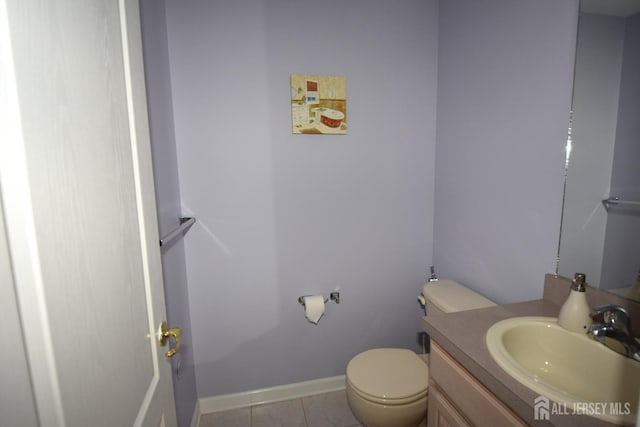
[198,375,346,414]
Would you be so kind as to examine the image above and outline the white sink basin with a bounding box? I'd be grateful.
[486,316,639,424]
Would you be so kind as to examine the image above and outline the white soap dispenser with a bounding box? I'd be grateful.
[558,272,592,333]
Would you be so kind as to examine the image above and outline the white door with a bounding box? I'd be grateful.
[0,0,178,426]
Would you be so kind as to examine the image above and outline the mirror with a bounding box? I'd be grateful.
[558,0,640,301]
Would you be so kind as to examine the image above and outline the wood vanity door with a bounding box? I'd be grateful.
[428,382,473,427]
[428,343,527,427]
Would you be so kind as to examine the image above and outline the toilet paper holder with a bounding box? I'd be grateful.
[298,292,340,306]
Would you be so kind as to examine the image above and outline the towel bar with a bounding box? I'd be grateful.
[159,217,196,247]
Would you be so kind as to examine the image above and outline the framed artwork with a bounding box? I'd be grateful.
[290,74,347,134]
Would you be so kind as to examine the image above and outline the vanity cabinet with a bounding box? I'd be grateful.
[427,342,526,427]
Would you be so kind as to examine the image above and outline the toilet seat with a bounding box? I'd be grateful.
[347,377,426,406]
[346,348,428,405]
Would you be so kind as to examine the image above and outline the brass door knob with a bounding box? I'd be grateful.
[159,321,181,358]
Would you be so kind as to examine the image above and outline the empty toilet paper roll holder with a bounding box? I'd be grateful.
[298,292,340,306]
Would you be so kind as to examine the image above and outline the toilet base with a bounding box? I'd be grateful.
[346,382,427,427]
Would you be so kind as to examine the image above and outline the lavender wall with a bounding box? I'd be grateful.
[610,13,640,201]
[601,12,640,289]
[165,0,438,397]
[559,13,625,288]
[139,1,198,424]
[433,0,579,303]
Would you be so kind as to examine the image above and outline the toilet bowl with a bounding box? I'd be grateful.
[346,348,428,427]
[345,280,496,427]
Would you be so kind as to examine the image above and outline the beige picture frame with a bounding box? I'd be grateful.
[290,74,347,135]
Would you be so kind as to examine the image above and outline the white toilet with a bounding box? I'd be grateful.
[345,280,496,427]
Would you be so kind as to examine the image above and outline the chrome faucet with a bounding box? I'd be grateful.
[587,304,640,362]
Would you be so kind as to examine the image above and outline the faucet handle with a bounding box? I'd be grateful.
[591,304,631,335]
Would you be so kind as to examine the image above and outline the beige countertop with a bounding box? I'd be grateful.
[422,298,623,427]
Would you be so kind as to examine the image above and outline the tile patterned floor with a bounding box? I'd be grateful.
[199,390,363,427]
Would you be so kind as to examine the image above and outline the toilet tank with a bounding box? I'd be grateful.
[422,280,495,315]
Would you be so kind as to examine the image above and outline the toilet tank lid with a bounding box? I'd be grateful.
[422,280,496,313]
